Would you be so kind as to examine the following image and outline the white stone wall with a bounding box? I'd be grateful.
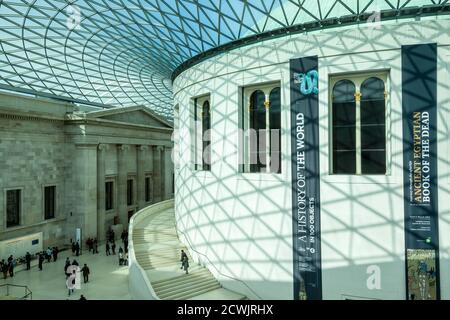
[173,17,450,300]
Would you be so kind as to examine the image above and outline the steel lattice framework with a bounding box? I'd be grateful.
[0,0,448,119]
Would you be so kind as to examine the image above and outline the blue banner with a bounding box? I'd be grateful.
[402,43,440,300]
[290,56,322,300]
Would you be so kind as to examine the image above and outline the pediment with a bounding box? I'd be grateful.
[87,106,172,128]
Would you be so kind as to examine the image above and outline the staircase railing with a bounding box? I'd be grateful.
[177,228,263,300]
[128,199,174,300]
[0,284,32,300]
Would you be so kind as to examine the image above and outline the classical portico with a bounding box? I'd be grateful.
[0,94,174,248]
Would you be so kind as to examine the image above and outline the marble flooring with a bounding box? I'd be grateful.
[0,244,131,300]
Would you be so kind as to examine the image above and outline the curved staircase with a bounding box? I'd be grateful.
[131,202,247,300]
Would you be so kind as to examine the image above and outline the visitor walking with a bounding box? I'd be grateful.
[25,252,31,270]
[71,241,76,255]
[68,269,76,296]
[111,242,116,255]
[180,250,187,269]
[81,264,90,283]
[181,255,189,274]
[106,242,111,256]
[64,258,71,277]
[38,253,44,271]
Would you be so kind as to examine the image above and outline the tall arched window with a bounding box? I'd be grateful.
[269,87,281,174]
[193,95,211,171]
[331,73,387,175]
[361,77,386,174]
[332,80,356,174]
[249,90,266,173]
[202,100,211,171]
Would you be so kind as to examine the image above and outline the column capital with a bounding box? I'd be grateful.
[117,144,131,152]
[98,144,109,151]
[137,145,150,152]
[154,145,164,152]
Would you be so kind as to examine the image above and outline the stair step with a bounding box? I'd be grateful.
[153,270,213,290]
[159,280,221,300]
[171,283,222,300]
[156,277,218,296]
[131,204,248,300]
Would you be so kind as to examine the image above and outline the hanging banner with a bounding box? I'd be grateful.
[290,56,322,300]
[402,43,440,300]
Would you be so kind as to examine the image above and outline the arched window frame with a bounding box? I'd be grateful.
[242,82,282,174]
[330,72,389,175]
[192,94,211,171]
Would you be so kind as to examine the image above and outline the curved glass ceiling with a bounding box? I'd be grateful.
[0,0,448,119]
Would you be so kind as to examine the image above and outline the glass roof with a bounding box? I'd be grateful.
[0,0,447,119]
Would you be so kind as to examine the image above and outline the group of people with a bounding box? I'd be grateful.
[1,247,59,277]
[37,247,59,271]
[85,238,99,254]
[105,228,129,266]
[71,241,81,256]
[0,255,16,279]
[64,257,91,297]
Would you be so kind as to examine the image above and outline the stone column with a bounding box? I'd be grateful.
[153,146,163,203]
[163,147,174,200]
[117,144,130,229]
[147,146,154,203]
[137,145,148,210]
[97,144,108,241]
[72,144,98,241]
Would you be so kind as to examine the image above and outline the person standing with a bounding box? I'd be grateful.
[7,255,14,277]
[71,241,76,255]
[94,238,99,254]
[81,264,90,283]
[53,247,58,262]
[75,241,80,256]
[121,230,126,243]
[64,258,71,277]
[46,247,52,263]
[118,251,124,265]
[38,254,44,271]
[25,252,31,270]
[2,260,8,279]
[106,242,111,256]
[111,242,116,255]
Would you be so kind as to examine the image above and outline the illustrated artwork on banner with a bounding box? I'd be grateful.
[294,70,319,95]
[407,249,437,300]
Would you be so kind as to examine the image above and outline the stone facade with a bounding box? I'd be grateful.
[0,92,173,248]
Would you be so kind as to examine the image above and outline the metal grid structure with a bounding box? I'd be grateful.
[0,0,448,119]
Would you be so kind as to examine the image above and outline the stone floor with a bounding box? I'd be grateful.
[0,244,131,300]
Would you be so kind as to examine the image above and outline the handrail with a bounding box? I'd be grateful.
[177,228,263,300]
[0,284,33,300]
[128,199,175,300]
